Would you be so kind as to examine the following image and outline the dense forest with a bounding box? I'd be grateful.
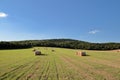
[0,39,120,50]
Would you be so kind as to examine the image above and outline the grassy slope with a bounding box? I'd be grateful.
[0,47,120,80]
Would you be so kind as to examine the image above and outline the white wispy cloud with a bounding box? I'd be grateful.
[89,30,99,34]
[0,12,8,18]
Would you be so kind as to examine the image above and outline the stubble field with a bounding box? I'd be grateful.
[0,47,120,80]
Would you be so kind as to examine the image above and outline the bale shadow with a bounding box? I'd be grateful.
[85,54,90,56]
[77,54,90,57]
[35,54,48,56]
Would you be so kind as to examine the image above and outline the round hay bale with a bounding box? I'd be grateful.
[51,49,55,52]
[81,52,86,56]
[76,51,86,56]
[34,50,41,55]
[32,49,36,52]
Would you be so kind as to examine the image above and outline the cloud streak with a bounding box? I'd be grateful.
[89,30,99,34]
[0,12,8,18]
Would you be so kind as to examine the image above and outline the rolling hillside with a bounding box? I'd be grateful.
[0,39,120,50]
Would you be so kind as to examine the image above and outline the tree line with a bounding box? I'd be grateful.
[0,39,120,50]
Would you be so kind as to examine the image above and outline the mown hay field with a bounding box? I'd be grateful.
[0,47,120,80]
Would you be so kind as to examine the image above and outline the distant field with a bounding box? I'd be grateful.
[0,47,120,80]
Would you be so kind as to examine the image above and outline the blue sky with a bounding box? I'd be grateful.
[0,0,120,43]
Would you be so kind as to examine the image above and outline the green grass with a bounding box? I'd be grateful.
[0,47,120,80]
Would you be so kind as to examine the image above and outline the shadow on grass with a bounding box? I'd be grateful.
[86,54,90,56]
[35,54,48,56]
[77,54,90,57]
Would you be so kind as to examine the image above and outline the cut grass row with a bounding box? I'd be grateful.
[0,47,120,80]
